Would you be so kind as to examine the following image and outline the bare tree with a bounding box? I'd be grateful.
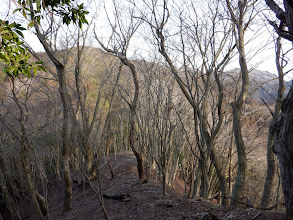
[0,77,49,219]
[28,8,74,211]
[261,35,285,208]
[71,25,115,180]
[136,60,178,194]
[95,0,147,183]
[136,0,235,203]
[225,0,259,206]
[264,0,293,218]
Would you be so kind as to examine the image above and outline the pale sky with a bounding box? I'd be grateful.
[1,0,292,81]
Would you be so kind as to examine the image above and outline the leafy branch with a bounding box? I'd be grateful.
[0,19,46,78]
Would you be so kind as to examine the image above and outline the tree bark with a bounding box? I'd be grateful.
[261,36,284,208]
[21,150,46,219]
[231,102,247,206]
[226,1,250,206]
[264,1,293,218]
[33,15,73,211]
[11,78,48,219]
[120,56,147,183]
[273,85,293,219]
[74,41,97,180]
[57,66,73,212]
[0,147,20,219]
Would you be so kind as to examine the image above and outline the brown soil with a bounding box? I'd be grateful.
[18,152,285,220]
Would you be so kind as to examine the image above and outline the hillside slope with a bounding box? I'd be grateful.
[15,152,285,220]
[224,68,291,103]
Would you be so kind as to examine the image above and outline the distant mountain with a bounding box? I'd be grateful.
[223,68,292,103]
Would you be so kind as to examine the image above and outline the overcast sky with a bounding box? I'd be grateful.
[1,0,292,81]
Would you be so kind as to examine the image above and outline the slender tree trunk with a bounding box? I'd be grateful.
[261,36,284,208]
[120,57,147,183]
[34,17,73,210]
[228,136,233,204]
[10,78,48,219]
[83,138,96,179]
[97,40,146,182]
[57,66,73,212]
[74,42,98,180]
[231,102,247,206]
[199,158,209,199]
[193,110,209,199]
[162,171,166,195]
[261,128,276,207]
[263,1,293,218]
[230,11,249,207]
[56,141,62,182]
[21,147,47,219]
[210,147,228,205]
[130,94,146,182]
[273,84,293,219]
[0,154,20,219]
[171,156,179,187]
[200,92,228,205]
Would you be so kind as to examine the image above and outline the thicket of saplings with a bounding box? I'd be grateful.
[0,48,284,219]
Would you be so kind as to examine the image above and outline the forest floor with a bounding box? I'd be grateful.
[18,152,285,220]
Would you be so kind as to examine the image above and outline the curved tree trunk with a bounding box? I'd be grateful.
[34,21,73,211]
[230,14,249,206]
[11,78,48,219]
[264,1,293,218]
[199,73,228,204]
[231,102,247,206]
[57,66,73,212]
[273,85,293,219]
[21,151,46,219]
[126,59,147,183]
[261,36,284,208]
[226,0,250,206]
[261,127,277,207]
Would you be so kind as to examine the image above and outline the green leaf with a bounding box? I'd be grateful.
[13,8,22,14]
[17,26,26,31]
[0,54,6,60]
[2,35,13,41]
[28,21,34,29]
[15,30,24,38]
[39,66,47,72]
[0,67,7,73]
[33,67,37,76]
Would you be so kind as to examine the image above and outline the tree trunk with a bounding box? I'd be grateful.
[261,130,276,207]
[210,147,228,205]
[264,1,293,218]
[121,57,147,183]
[97,44,147,182]
[84,138,96,180]
[273,85,293,219]
[162,171,167,195]
[261,36,284,208]
[57,66,73,212]
[56,141,62,182]
[229,7,249,206]
[21,148,47,219]
[199,91,228,205]
[231,102,247,206]
[0,170,20,219]
[11,77,48,219]
[34,19,73,211]
[276,2,293,218]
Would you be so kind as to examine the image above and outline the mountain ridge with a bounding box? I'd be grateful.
[224,68,292,103]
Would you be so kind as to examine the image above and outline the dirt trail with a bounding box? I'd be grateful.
[18,152,285,220]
